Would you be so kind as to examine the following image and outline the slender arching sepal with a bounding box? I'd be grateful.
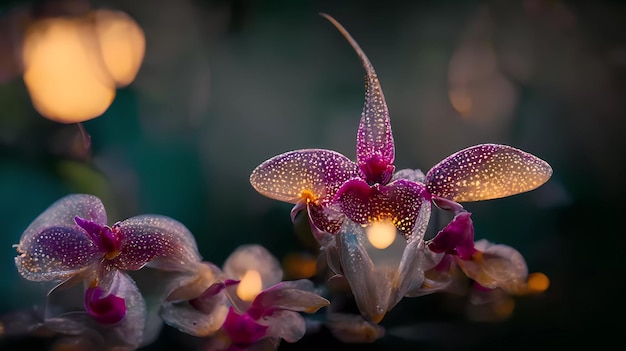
[321,13,395,185]
[425,144,553,202]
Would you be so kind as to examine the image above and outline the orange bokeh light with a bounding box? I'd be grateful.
[236,269,263,301]
[22,17,115,123]
[95,9,145,87]
[527,272,550,293]
[21,8,145,123]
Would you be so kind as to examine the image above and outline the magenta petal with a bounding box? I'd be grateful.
[307,202,344,235]
[222,307,268,346]
[322,15,395,185]
[74,216,106,244]
[112,215,201,271]
[84,285,126,324]
[428,212,476,260]
[425,144,552,202]
[335,178,429,237]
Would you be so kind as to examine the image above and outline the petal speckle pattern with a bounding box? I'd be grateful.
[426,144,552,202]
[250,149,358,205]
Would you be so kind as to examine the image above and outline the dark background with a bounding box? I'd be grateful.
[1,0,625,350]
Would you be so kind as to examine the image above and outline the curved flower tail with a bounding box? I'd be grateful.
[321,13,395,185]
[425,144,553,202]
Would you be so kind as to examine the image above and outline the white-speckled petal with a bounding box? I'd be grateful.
[15,225,100,282]
[112,215,202,272]
[21,194,108,236]
[15,194,108,281]
[425,144,552,202]
[322,14,395,184]
[250,149,358,205]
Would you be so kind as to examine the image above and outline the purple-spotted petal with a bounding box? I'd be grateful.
[428,211,476,260]
[322,14,395,185]
[425,144,552,202]
[247,280,330,320]
[15,225,101,282]
[223,245,283,289]
[250,149,358,205]
[111,215,201,272]
[335,178,430,237]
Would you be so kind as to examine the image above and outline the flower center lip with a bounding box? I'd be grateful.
[101,226,122,259]
[74,216,123,259]
[300,189,317,204]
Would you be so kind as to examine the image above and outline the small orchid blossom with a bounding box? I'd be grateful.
[249,14,552,324]
[14,193,203,349]
[423,205,534,296]
[164,245,330,351]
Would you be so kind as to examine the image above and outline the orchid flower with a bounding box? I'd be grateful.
[249,14,552,324]
[164,244,329,351]
[14,193,203,350]
[422,203,540,299]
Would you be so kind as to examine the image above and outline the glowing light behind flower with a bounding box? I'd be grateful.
[365,220,396,249]
[95,9,145,87]
[236,269,263,301]
[526,272,550,293]
[22,17,115,123]
[21,9,145,123]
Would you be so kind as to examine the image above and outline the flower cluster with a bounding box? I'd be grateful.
[249,14,552,327]
[13,194,327,351]
[11,13,553,351]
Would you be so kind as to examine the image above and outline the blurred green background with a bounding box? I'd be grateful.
[1,0,625,350]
